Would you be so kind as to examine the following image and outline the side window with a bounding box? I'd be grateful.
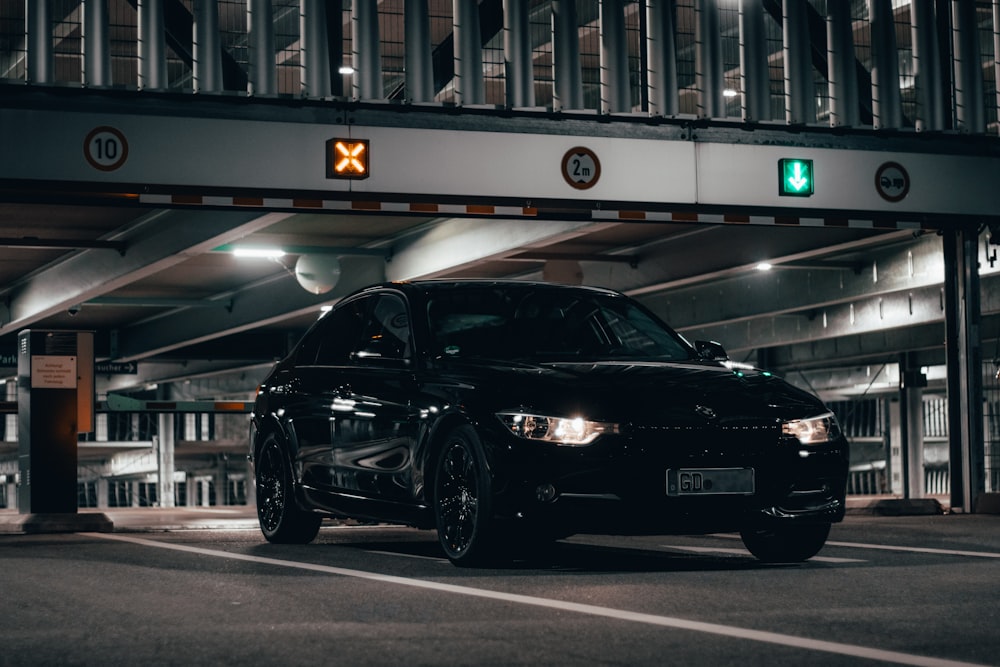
[309,297,369,365]
[356,294,411,360]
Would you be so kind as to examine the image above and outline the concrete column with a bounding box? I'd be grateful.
[405,0,434,102]
[453,0,484,105]
[504,0,535,108]
[26,0,53,84]
[943,227,986,511]
[96,477,109,509]
[869,0,902,129]
[911,0,945,131]
[248,0,276,95]
[138,0,168,90]
[900,356,926,499]
[739,0,770,122]
[552,0,583,110]
[156,413,176,508]
[83,0,112,87]
[695,0,724,118]
[600,0,630,113]
[352,0,383,99]
[300,0,332,98]
[827,1,859,127]
[783,0,814,124]
[952,0,986,133]
[193,0,223,93]
[646,0,678,117]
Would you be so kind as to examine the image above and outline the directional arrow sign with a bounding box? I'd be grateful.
[95,361,137,375]
[778,158,814,197]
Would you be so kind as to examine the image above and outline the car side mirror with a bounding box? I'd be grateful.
[695,340,729,361]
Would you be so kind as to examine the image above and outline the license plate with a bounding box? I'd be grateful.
[666,468,755,496]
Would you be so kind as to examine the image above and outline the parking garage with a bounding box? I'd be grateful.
[0,0,998,526]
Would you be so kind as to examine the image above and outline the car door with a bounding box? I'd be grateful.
[291,294,371,492]
[326,292,424,503]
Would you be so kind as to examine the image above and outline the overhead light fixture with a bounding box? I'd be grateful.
[723,89,738,98]
[756,262,773,271]
[232,247,286,259]
[339,66,355,75]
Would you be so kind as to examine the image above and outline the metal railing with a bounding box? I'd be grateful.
[0,1,997,134]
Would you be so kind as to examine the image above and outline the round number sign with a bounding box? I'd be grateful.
[562,147,601,190]
[84,126,129,172]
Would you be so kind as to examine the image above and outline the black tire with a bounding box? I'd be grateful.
[740,523,831,563]
[255,435,322,544]
[433,425,499,566]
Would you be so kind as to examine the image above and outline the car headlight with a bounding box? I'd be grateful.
[782,412,842,445]
[497,412,619,446]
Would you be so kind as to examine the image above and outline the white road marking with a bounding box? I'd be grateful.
[712,533,1000,560]
[86,532,985,667]
[364,549,449,562]
[825,540,1000,559]
[662,545,865,563]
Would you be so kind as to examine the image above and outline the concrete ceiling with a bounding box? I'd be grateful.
[3,184,994,403]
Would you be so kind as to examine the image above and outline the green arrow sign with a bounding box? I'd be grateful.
[778,158,814,197]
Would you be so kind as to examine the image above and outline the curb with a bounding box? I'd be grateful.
[0,512,114,534]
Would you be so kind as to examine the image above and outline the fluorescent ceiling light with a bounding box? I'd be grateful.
[338,66,355,75]
[756,262,773,271]
[232,247,286,259]
[723,88,738,98]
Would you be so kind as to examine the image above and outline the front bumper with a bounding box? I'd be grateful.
[482,426,849,536]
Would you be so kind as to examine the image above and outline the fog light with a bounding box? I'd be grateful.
[535,483,557,502]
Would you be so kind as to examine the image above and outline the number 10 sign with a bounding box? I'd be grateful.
[84,126,129,172]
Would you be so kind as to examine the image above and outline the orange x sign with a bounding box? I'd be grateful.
[326,139,370,179]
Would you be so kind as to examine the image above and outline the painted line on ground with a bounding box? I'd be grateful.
[662,545,865,563]
[86,532,984,667]
[825,540,1000,559]
[712,533,1000,560]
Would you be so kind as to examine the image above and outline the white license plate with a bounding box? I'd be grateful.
[666,468,755,496]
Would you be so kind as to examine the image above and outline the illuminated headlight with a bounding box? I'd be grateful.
[497,412,619,446]
[782,412,842,445]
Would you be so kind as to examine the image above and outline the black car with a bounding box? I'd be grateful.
[249,280,848,566]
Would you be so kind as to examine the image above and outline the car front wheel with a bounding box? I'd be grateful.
[255,435,322,544]
[434,425,498,566]
[740,523,831,563]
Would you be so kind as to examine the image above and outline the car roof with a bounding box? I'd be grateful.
[391,279,625,298]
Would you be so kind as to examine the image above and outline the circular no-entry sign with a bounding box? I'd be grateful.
[875,162,909,202]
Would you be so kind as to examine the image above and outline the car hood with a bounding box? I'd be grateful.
[434,357,828,425]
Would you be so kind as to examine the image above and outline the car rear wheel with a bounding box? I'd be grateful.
[255,435,321,544]
[434,425,498,566]
[740,523,831,563]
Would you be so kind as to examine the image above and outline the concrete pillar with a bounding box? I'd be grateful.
[156,413,176,508]
[827,1,859,127]
[193,0,223,93]
[248,0,276,95]
[646,0,678,117]
[138,0,168,90]
[405,0,434,102]
[943,227,986,511]
[739,0,770,122]
[83,0,112,87]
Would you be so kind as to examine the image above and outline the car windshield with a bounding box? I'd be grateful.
[425,285,693,362]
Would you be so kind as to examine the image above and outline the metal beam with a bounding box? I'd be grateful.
[641,232,948,328]
[113,256,385,361]
[0,211,293,334]
[386,218,608,281]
